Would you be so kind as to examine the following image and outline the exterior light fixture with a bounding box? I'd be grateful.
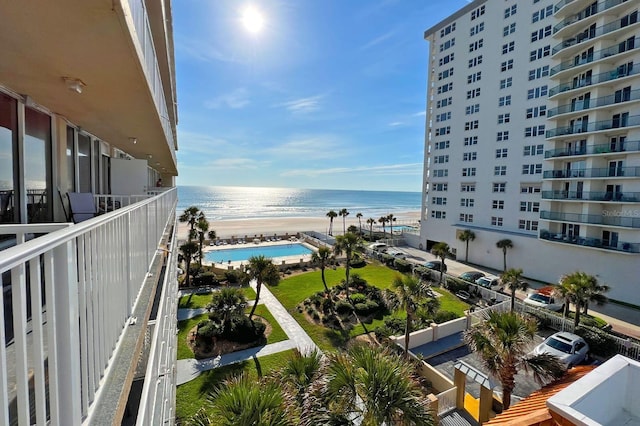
[63,77,85,94]
[130,137,137,144]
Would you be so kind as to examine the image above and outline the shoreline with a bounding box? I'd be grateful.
[176,211,420,241]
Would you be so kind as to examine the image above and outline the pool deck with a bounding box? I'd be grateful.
[202,239,317,269]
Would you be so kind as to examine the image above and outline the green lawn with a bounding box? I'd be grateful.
[432,287,471,316]
[178,286,257,309]
[247,304,289,344]
[175,349,296,422]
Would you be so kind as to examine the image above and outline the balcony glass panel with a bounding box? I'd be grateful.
[541,190,640,202]
[548,88,640,117]
[540,210,640,228]
[549,63,640,96]
[554,0,630,34]
[546,114,640,138]
[550,37,640,76]
[543,166,640,178]
[539,229,639,252]
[545,139,640,158]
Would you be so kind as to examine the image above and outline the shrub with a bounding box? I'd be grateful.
[335,300,353,315]
[312,311,320,321]
[350,293,367,304]
[413,266,434,281]
[393,259,413,273]
[320,297,332,314]
[224,270,242,284]
[351,255,366,268]
[197,321,223,339]
[354,303,369,315]
[222,316,265,343]
[374,317,406,339]
[192,272,218,287]
[351,274,367,288]
[434,310,458,324]
[445,277,469,293]
[574,326,618,358]
[365,300,379,312]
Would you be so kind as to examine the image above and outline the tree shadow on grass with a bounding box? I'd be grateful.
[198,361,248,396]
[324,328,351,348]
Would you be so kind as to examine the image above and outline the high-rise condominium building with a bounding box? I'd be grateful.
[420,0,639,304]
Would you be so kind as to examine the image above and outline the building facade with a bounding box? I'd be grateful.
[421,0,639,303]
[0,1,180,424]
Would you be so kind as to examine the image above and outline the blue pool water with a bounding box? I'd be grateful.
[204,243,314,263]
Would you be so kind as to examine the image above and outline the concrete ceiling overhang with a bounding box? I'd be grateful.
[0,0,178,175]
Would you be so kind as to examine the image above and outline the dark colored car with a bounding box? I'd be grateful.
[424,260,447,272]
[459,271,485,283]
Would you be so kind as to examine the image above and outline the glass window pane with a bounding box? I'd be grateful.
[25,108,52,223]
[78,134,91,193]
[0,93,17,223]
[66,126,75,191]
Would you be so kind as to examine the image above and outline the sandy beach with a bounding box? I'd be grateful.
[176,211,420,241]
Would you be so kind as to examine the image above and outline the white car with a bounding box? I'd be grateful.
[387,249,407,260]
[475,275,502,291]
[523,287,564,311]
[532,332,589,367]
[368,242,388,252]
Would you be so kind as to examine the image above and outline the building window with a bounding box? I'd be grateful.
[471,5,485,20]
[529,45,551,62]
[439,53,455,66]
[493,182,506,193]
[531,25,552,42]
[25,107,54,223]
[466,88,481,99]
[440,22,456,38]
[468,55,483,68]
[460,198,475,207]
[460,213,474,223]
[524,125,545,137]
[463,152,477,161]
[496,131,510,142]
[431,210,447,219]
[435,126,450,136]
[494,165,507,176]
[464,136,478,146]
[500,77,513,89]
[500,59,514,72]
[532,5,554,23]
[498,113,511,124]
[462,167,476,177]
[461,183,476,192]
[491,216,504,226]
[496,148,508,158]
[504,4,517,18]
[439,38,456,52]
[492,200,505,210]
[436,97,452,108]
[470,22,484,36]
[437,67,454,80]
[498,95,512,106]
[469,39,484,52]
[437,82,453,94]
[464,120,479,131]
[522,164,543,174]
[465,103,480,115]
[433,169,449,177]
[528,65,550,81]
[502,41,515,54]
[523,144,544,156]
[434,140,450,150]
[434,155,449,164]
[433,183,448,191]
[519,220,539,231]
[527,85,548,99]
[526,106,547,118]
[520,185,541,194]
[467,71,482,84]
[0,93,17,223]
[433,197,447,205]
[520,201,540,212]
[436,112,451,122]
[503,22,516,36]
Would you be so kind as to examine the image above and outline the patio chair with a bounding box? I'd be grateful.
[0,190,12,222]
[67,192,98,223]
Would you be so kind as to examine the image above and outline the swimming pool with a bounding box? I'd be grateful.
[204,243,314,263]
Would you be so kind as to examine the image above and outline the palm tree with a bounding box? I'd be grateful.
[207,229,216,244]
[458,229,476,263]
[311,246,332,295]
[179,241,199,287]
[313,344,435,426]
[333,232,360,300]
[279,348,323,407]
[431,241,452,284]
[206,374,290,426]
[496,239,513,272]
[206,287,247,331]
[559,272,609,327]
[464,311,566,410]
[196,217,209,269]
[554,278,575,319]
[244,255,280,321]
[356,212,363,235]
[383,275,434,356]
[339,208,349,235]
[179,206,204,242]
[366,217,375,240]
[378,216,388,236]
[387,213,396,236]
[326,210,337,236]
[501,268,528,312]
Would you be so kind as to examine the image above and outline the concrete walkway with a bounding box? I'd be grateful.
[176,280,319,385]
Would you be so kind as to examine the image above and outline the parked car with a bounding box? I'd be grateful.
[532,332,589,367]
[424,260,447,272]
[459,271,485,283]
[455,290,471,301]
[475,275,502,291]
[523,286,564,311]
[368,242,388,252]
[387,249,407,260]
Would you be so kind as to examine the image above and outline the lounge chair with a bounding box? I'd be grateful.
[67,192,98,223]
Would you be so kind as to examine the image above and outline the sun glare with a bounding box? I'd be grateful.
[241,6,264,34]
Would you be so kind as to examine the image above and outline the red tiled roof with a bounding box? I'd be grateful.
[483,366,595,426]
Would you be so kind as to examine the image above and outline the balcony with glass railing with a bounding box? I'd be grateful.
[540,210,640,228]
[542,190,640,202]
[549,63,640,97]
[546,114,640,138]
[543,166,640,179]
[547,89,640,117]
[554,0,630,34]
[550,37,640,76]
[544,139,640,158]
[0,188,178,425]
[552,13,639,55]
[539,229,639,253]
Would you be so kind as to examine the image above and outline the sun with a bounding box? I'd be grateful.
[241,6,264,34]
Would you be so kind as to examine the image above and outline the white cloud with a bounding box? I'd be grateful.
[281,163,422,178]
[264,135,345,159]
[412,111,426,117]
[174,35,239,64]
[361,30,395,50]
[204,88,250,109]
[206,157,264,170]
[388,121,404,127]
[177,131,230,155]
[276,95,324,114]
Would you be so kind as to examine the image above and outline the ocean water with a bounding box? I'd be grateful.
[177,186,421,221]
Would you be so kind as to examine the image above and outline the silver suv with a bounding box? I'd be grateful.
[532,332,589,367]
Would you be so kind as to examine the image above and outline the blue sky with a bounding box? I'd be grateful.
[174,0,470,192]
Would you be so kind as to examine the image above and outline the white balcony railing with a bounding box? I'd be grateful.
[0,188,177,425]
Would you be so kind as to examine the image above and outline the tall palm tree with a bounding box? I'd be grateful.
[196,217,209,269]
[333,232,360,300]
[179,206,203,242]
[378,216,388,236]
[356,212,363,235]
[311,246,332,295]
[387,213,396,236]
[501,268,528,312]
[279,348,323,407]
[207,229,216,244]
[458,229,476,263]
[496,239,513,272]
[464,311,566,410]
[179,241,199,287]
[326,210,337,236]
[559,272,609,327]
[313,344,435,426]
[431,241,452,284]
[366,217,375,240]
[244,255,280,321]
[206,287,247,331]
[206,374,290,426]
[383,275,434,357]
[554,278,575,319]
[339,208,349,234]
